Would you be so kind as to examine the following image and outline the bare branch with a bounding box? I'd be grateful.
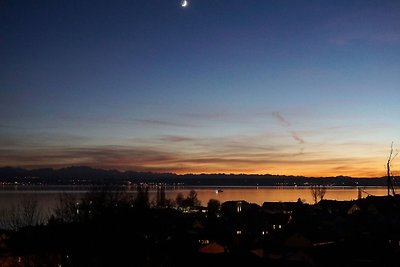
[310,185,326,204]
[387,142,397,196]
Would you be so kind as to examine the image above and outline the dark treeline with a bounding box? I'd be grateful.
[0,186,207,266]
[1,186,400,266]
[0,166,391,186]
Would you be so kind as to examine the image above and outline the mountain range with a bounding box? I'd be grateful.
[0,166,391,187]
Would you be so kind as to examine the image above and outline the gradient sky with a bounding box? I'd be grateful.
[1,0,399,177]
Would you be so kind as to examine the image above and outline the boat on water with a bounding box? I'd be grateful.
[215,189,224,193]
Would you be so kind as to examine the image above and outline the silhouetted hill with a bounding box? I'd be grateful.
[0,166,390,186]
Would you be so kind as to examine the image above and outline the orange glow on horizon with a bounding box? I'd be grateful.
[2,142,394,178]
[164,166,386,178]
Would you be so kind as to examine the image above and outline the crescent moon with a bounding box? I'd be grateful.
[181,0,188,7]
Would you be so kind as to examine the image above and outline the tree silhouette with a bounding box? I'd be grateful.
[156,185,166,207]
[387,142,398,196]
[182,190,201,207]
[134,184,149,209]
[53,192,79,223]
[310,185,326,204]
[207,199,221,217]
[0,197,43,230]
[175,192,184,208]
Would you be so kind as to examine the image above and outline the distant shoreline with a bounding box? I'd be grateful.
[0,184,390,192]
[0,166,395,187]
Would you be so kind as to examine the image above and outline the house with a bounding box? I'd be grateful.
[198,242,225,254]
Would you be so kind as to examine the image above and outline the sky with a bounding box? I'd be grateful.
[0,0,399,177]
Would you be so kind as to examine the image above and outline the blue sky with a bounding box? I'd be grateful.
[1,0,399,176]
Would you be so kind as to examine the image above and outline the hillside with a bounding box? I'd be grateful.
[0,166,389,186]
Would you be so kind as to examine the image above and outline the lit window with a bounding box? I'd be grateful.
[236,230,242,235]
[237,203,242,213]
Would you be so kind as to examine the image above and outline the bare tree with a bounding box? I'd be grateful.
[387,142,398,196]
[53,187,133,223]
[310,185,327,204]
[52,193,79,223]
[0,197,43,230]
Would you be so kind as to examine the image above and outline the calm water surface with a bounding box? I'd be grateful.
[0,185,389,212]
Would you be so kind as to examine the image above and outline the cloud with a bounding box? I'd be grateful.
[0,131,389,177]
[329,32,400,46]
[271,112,305,145]
[0,132,92,148]
[0,124,25,130]
[290,131,305,145]
[134,119,197,128]
[159,135,195,142]
[272,112,290,127]
[182,112,228,120]
[0,146,180,170]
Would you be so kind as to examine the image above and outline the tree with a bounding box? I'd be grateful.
[176,190,201,209]
[175,192,184,208]
[156,185,166,207]
[134,184,149,209]
[207,199,221,217]
[188,190,201,206]
[52,193,79,223]
[310,185,326,204]
[53,187,129,223]
[0,197,43,230]
[182,190,201,207]
[387,142,398,196]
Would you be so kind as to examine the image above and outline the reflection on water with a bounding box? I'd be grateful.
[168,186,388,206]
[0,185,389,211]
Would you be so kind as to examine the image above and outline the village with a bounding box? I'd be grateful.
[0,185,400,267]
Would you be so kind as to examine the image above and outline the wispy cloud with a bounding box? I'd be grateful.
[0,140,387,177]
[272,112,290,127]
[272,112,305,145]
[0,124,25,130]
[330,32,400,46]
[290,131,305,145]
[0,132,92,148]
[134,119,197,128]
[159,135,195,143]
[0,146,179,171]
[182,112,229,120]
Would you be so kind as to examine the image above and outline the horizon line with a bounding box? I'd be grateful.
[0,165,390,179]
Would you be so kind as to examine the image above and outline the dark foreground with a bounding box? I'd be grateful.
[1,190,400,267]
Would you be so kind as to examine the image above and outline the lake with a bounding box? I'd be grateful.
[0,185,389,213]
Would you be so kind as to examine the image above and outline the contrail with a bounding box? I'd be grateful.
[272,111,291,127]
